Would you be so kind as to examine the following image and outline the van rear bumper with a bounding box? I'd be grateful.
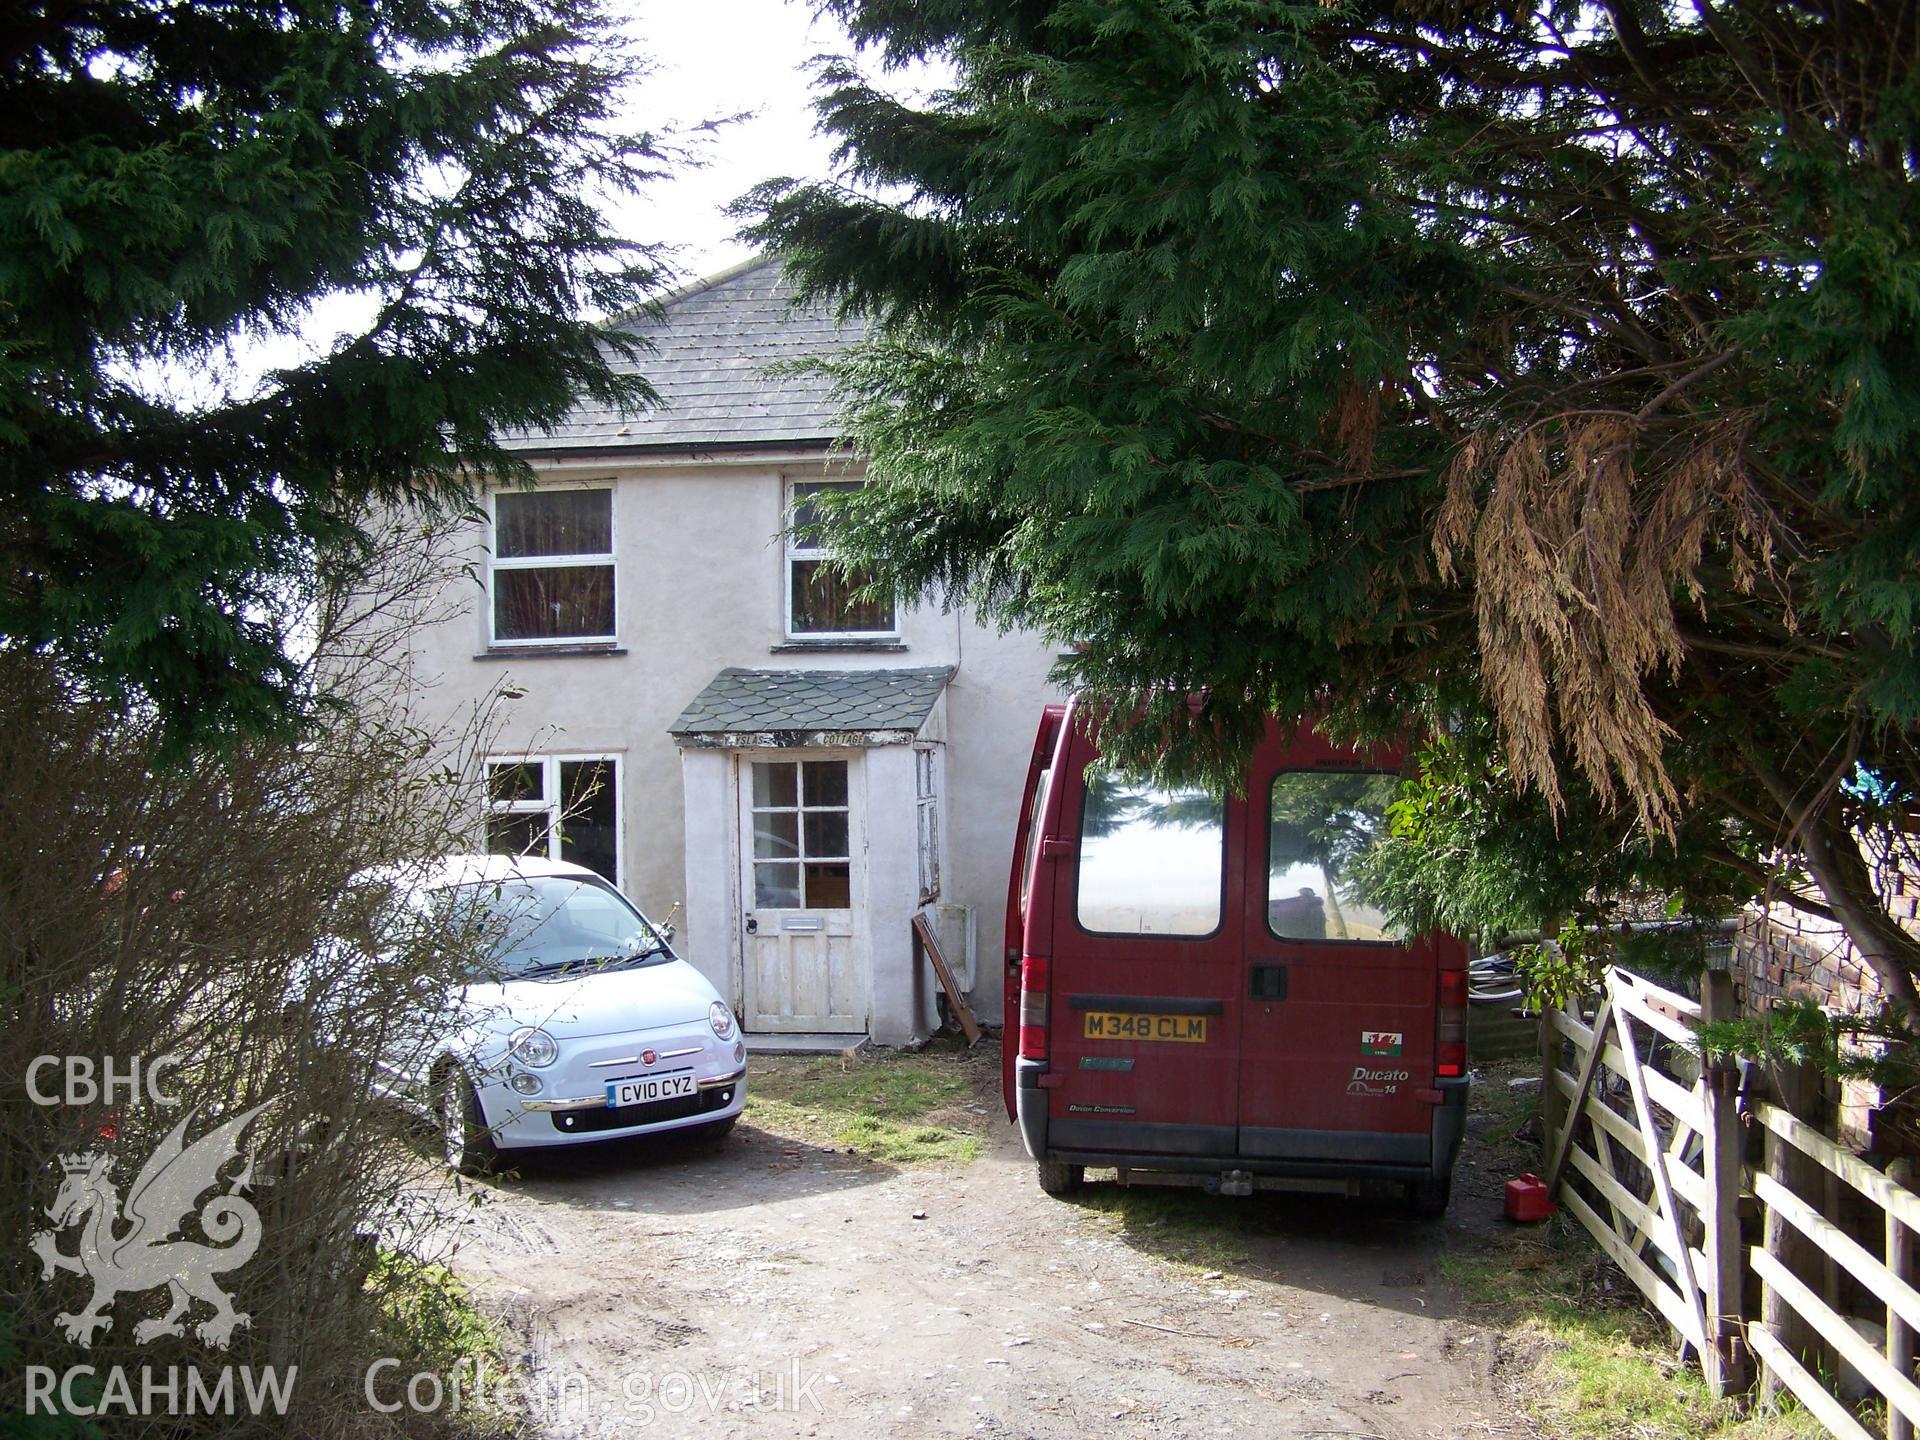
[1014,1056,1053,1160]
[1015,1059,1470,1181]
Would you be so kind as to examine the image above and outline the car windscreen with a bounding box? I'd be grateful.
[431,875,671,980]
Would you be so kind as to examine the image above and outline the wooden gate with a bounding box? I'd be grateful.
[1539,967,1747,1396]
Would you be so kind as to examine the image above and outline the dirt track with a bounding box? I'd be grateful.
[451,1053,1539,1440]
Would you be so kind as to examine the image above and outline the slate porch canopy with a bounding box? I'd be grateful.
[669,667,954,749]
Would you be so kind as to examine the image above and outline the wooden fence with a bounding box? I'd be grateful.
[1748,1107,1920,1440]
[1540,966,1920,1432]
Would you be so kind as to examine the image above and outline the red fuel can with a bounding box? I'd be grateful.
[1504,1172,1556,1223]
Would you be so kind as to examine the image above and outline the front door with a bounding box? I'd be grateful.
[738,755,865,1033]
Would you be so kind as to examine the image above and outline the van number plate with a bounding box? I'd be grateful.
[1082,1012,1207,1043]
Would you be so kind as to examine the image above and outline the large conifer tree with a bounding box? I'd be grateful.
[745,0,1920,1001]
[2,0,668,744]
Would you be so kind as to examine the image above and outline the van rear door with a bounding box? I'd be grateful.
[1236,723,1435,1167]
[1043,722,1242,1157]
[1004,705,1066,1119]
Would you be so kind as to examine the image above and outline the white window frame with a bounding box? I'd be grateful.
[487,485,618,648]
[783,478,898,641]
[744,755,855,912]
[483,753,623,887]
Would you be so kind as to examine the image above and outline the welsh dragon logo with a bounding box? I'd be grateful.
[31,1102,272,1349]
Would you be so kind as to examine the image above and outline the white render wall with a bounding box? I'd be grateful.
[860,743,935,1043]
[404,454,1063,1038]
[675,746,734,1001]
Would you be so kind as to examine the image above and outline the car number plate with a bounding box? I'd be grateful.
[1082,1012,1207,1043]
[607,1070,696,1107]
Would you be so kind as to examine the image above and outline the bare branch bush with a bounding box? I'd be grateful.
[0,508,524,1437]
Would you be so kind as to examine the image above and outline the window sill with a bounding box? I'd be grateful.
[473,644,628,660]
[770,639,908,654]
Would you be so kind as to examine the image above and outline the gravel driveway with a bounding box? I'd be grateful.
[450,1045,1538,1440]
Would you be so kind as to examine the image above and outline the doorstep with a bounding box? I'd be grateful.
[745,1032,869,1057]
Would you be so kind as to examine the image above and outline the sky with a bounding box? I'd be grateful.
[622,1,873,282]
[181,1,931,400]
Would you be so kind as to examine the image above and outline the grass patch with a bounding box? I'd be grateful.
[372,1251,504,1363]
[745,1048,988,1164]
[368,1251,519,1433]
[1445,1236,1824,1440]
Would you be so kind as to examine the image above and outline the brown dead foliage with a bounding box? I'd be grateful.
[1435,414,1778,833]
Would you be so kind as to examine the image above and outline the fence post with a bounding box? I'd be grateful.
[1891,1157,1914,1440]
[1761,1056,1826,1404]
[1757,1116,1780,1406]
[1539,998,1559,1165]
[1699,970,1750,1397]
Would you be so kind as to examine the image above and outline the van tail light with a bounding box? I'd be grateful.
[1019,955,1051,1061]
[1436,968,1467,1078]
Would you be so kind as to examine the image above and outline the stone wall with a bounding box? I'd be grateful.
[1728,906,1884,1016]
[1893,861,1920,930]
[1725,868,1920,1152]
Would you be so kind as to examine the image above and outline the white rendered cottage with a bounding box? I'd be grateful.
[405,259,1063,1047]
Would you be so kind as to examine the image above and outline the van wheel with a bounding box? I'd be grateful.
[1036,1160,1084,1197]
[1407,1173,1452,1219]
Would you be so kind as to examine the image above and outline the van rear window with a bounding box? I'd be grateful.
[1076,774,1225,937]
[1267,771,1404,943]
[1019,759,1054,917]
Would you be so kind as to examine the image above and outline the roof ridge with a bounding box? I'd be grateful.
[607,254,781,332]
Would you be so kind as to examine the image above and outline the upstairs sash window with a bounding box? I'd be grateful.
[786,481,895,637]
[491,488,616,644]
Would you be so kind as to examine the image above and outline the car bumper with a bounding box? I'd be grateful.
[521,1067,746,1113]
[474,1023,748,1150]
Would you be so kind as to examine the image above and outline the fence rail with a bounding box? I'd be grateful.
[1748,1101,1920,1440]
[1541,966,1920,1435]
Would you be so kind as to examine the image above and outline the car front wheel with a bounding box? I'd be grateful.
[438,1066,499,1177]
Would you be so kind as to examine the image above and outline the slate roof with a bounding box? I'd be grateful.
[670,667,955,737]
[498,258,860,455]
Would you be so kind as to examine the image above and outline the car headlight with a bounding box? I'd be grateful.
[709,1002,736,1041]
[508,1026,558,1068]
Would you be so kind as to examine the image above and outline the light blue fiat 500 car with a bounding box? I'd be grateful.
[317,855,747,1174]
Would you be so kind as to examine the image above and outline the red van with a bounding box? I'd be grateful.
[1002,702,1468,1215]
